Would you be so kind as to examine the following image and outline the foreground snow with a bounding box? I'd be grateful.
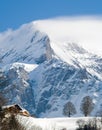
[18,116,94,130]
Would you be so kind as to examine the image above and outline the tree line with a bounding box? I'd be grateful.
[63,96,94,117]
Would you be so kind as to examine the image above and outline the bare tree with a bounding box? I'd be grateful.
[76,118,101,130]
[80,96,94,116]
[0,113,26,130]
[76,119,85,129]
[9,114,26,130]
[63,101,76,117]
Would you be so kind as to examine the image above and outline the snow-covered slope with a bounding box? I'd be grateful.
[1,17,102,117]
[18,116,97,130]
[18,116,79,130]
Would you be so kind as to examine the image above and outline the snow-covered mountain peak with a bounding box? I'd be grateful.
[1,18,102,117]
[1,17,102,65]
[0,22,53,65]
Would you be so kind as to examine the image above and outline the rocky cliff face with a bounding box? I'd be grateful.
[0,21,102,117]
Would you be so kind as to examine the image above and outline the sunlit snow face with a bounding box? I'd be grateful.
[35,16,102,55]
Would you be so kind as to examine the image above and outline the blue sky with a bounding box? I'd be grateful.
[0,0,102,32]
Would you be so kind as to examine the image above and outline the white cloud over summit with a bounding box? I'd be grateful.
[35,16,102,55]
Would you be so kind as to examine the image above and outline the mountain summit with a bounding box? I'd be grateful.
[0,18,102,117]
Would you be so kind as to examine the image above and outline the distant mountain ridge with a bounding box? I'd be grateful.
[0,20,102,117]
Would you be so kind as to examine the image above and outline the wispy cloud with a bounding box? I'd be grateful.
[35,16,102,55]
